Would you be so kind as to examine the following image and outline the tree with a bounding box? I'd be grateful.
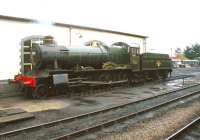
[175,48,182,54]
[184,43,200,59]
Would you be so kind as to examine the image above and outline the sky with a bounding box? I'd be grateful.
[1,0,200,52]
[0,0,200,79]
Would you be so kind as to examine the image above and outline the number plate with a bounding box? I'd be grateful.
[53,74,69,85]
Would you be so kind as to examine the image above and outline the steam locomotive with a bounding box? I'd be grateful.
[13,36,172,98]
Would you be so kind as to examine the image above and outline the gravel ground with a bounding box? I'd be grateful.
[0,80,198,134]
[97,100,200,140]
[3,85,200,140]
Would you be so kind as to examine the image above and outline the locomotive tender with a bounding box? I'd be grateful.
[14,36,172,98]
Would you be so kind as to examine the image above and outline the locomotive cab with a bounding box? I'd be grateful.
[128,47,140,71]
[110,42,140,71]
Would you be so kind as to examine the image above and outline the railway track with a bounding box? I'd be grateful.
[165,116,200,140]
[164,74,194,81]
[0,83,200,140]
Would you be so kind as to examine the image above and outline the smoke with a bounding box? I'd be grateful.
[32,19,54,33]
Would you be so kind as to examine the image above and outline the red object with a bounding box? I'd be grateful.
[14,74,36,88]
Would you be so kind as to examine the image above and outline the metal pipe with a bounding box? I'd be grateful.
[69,27,72,46]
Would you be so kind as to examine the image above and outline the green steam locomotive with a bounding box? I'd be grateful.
[14,36,172,98]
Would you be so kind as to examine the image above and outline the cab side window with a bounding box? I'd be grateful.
[130,47,139,56]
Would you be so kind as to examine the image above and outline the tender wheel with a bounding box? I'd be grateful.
[32,84,48,99]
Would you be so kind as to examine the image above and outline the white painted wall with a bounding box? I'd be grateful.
[0,21,144,80]
[0,21,68,79]
[71,29,144,50]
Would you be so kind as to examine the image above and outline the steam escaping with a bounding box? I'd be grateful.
[31,19,55,33]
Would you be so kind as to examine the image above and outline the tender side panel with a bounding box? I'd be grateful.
[141,53,172,71]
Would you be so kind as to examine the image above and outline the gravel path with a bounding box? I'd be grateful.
[98,101,200,140]
[3,85,200,139]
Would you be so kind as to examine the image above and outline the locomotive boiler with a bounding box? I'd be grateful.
[32,37,133,72]
[32,40,109,71]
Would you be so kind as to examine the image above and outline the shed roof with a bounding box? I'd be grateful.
[0,15,148,39]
